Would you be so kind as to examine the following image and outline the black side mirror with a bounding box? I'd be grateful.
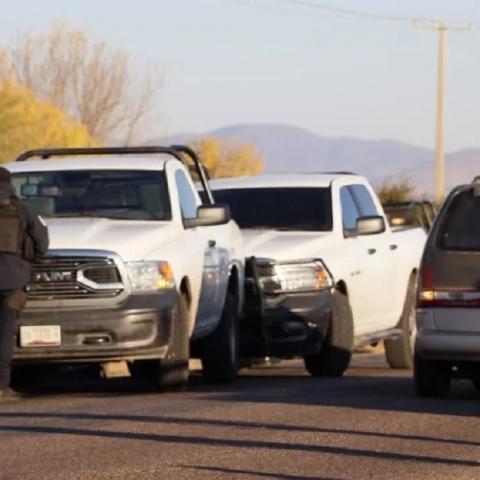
[184,204,231,229]
[356,215,386,236]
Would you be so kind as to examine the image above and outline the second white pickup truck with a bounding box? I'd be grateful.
[211,173,426,376]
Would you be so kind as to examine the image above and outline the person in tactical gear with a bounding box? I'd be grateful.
[0,166,49,400]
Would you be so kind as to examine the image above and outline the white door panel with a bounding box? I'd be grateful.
[362,232,400,330]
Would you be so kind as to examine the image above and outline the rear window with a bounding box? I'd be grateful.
[438,189,480,250]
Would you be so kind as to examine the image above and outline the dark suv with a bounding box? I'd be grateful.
[415,179,480,397]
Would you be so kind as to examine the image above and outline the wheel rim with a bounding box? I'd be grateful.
[408,302,417,352]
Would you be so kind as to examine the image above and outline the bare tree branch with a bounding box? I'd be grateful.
[0,21,164,144]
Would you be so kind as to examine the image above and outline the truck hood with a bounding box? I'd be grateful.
[45,218,180,262]
[242,229,336,262]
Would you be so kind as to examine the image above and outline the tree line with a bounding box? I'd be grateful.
[0,21,264,177]
[0,21,419,199]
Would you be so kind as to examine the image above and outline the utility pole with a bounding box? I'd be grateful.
[435,24,446,206]
[413,20,471,205]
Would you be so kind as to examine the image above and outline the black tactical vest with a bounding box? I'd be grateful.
[0,199,22,255]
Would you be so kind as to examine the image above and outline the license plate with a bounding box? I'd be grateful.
[20,326,61,347]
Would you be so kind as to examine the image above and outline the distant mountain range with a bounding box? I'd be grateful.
[158,123,480,196]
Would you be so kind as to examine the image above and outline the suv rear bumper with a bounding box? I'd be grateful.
[13,291,177,364]
[416,330,480,362]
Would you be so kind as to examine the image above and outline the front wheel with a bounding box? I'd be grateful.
[200,293,239,383]
[385,274,417,369]
[134,294,190,392]
[304,291,354,377]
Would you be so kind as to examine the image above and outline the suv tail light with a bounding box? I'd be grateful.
[417,263,434,307]
[418,263,480,308]
[419,290,480,308]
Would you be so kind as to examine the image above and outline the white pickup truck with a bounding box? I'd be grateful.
[6,146,244,390]
[211,173,426,376]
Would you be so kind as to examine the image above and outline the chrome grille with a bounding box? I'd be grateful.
[27,256,124,301]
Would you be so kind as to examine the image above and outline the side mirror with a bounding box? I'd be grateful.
[356,216,386,236]
[184,204,231,229]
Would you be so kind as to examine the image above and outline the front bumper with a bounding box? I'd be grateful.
[13,291,177,364]
[243,282,332,358]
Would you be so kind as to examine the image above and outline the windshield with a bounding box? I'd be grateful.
[11,170,171,221]
[213,187,333,231]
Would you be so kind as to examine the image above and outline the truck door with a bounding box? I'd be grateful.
[350,184,400,330]
[174,169,225,333]
[339,186,373,332]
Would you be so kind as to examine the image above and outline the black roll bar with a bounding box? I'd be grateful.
[170,145,214,205]
[15,146,186,164]
[15,145,215,205]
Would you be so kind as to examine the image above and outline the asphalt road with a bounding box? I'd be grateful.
[0,352,479,480]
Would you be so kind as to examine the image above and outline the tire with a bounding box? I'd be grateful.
[137,294,190,392]
[200,293,239,383]
[304,291,354,377]
[11,365,51,391]
[414,352,450,398]
[385,274,417,369]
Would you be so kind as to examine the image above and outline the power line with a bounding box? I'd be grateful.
[271,0,432,22]
[450,36,480,59]
[226,0,475,201]
[224,0,346,18]
[229,0,471,27]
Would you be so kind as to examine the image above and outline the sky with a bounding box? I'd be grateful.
[1,0,480,151]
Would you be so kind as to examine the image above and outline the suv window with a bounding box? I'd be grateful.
[438,189,480,250]
[351,184,378,216]
[340,187,360,231]
[175,170,198,220]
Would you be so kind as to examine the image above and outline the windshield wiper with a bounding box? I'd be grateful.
[55,211,101,218]
[243,226,275,230]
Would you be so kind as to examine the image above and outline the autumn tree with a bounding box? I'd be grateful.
[0,21,162,144]
[376,178,416,204]
[189,137,264,178]
[0,79,99,164]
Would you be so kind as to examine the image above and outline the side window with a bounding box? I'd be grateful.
[340,187,360,231]
[351,185,378,217]
[175,170,198,220]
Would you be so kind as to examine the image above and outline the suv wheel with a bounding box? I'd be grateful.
[304,291,354,377]
[201,293,239,383]
[414,352,450,398]
[385,274,417,369]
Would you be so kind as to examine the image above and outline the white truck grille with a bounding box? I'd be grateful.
[27,256,124,301]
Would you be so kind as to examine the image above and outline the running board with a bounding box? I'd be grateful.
[354,328,403,348]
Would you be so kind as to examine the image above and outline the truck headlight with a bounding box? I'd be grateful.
[256,259,333,294]
[126,261,175,292]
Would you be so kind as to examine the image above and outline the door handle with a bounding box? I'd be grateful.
[390,244,398,251]
[367,248,376,255]
[208,240,216,248]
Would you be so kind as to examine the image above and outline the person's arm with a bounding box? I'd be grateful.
[24,206,49,257]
